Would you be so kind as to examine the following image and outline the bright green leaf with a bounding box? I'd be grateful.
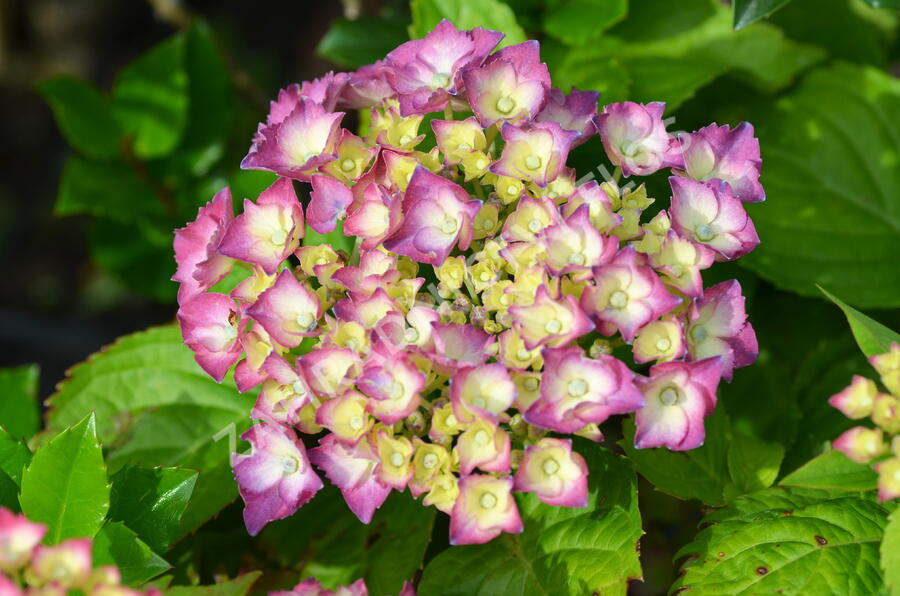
[863,0,900,9]
[725,432,785,497]
[819,286,900,357]
[733,0,794,29]
[113,33,188,158]
[109,466,198,554]
[303,222,354,254]
[318,16,410,69]
[165,572,261,596]
[883,509,900,596]
[780,450,878,492]
[37,76,123,159]
[0,364,40,440]
[92,521,171,585]
[543,0,628,46]
[0,471,19,512]
[46,325,254,536]
[20,414,110,543]
[674,484,889,594]
[410,0,526,47]
[56,157,166,223]
[743,63,900,308]
[0,427,32,487]
[418,446,642,596]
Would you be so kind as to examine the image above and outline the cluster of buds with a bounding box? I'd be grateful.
[0,508,158,596]
[173,20,762,544]
[830,343,900,501]
[272,578,414,596]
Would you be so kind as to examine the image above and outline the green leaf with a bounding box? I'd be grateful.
[262,488,436,595]
[780,450,878,492]
[0,471,20,511]
[0,363,40,439]
[303,222,354,254]
[410,0,527,48]
[733,0,793,29]
[819,286,900,357]
[92,521,171,585]
[743,63,900,308]
[883,509,900,596]
[0,427,32,487]
[46,325,254,535]
[108,466,198,554]
[725,432,785,497]
[37,76,123,159]
[56,157,166,223]
[165,572,261,596]
[542,0,628,46]
[554,0,823,110]
[20,414,110,543]
[113,33,188,158]
[673,484,890,594]
[864,0,900,9]
[318,16,410,69]
[621,409,732,506]
[418,446,642,596]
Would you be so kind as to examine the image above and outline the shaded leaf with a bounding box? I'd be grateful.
[56,157,165,224]
[0,427,32,487]
[743,63,900,308]
[542,0,628,46]
[20,414,110,543]
[0,363,40,440]
[418,446,642,596]
[109,466,198,554]
[725,432,784,497]
[883,509,900,596]
[37,76,123,159]
[733,0,794,29]
[780,450,878,492]
[92,521,171,585]
[318,16,410,69]
[820,286,900,357]
[0,471,19,512]
[165,572,262,596]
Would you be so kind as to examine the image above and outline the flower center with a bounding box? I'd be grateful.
[524,155,542,170]
[506,184,519,195]
[479,271,492,282]
[481,219,494,230]
[296,312,315,329]
[458,142,471,151]
[315,257,328,265]
[292,380,306,396]
[542,458,560,475]
[340,158,355,172]
[523,377,539,391]
[480,491,498,509]
[669,264,684,278]
[515,348,530,361]
[390,452,404,467]
[496,96,516,114]
[691,325,708,342]
[545,319,562,334]
[656,338,672,352]
[567,378,588,397]
[399,134,412,145]
[282,456,299,474]
[431,72,450,89]
[446,414,458,426]
[423,453,438,469]
[270,230,287,246]
[659,387,679,406]
[474,430,491,446]
[471,396,487,409]
[609,290,628,309]
[499,295,510,306]
[569,253,586,266]
[404,327,420,343]
[441,218,458,234]
[388,382,404,399]
[695,224,715,242]
[527,219,543,233]
[349,415,364,431]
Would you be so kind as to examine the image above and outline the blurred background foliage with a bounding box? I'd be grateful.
[2,0,900,593]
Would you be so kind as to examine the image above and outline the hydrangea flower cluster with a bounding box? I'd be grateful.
[0,508,159,596]
[830,343,900,501]
[271,578,414,596]
[173,20,762,544]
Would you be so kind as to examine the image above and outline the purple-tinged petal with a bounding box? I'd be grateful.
[310,434,391,524]
[536,87,599,147]
[677,122,764,202]
[514,437,588,507]
[0,508,46,571]
[172,186,234,305]
[450,363,516,424]
[833,426,886,464]
[246,270,321,349]
[490,121,579,187]
[449,475,522,545]
[309,175,353,234]
[595,101,682,176]
[177,292,243,382]
[509,285,594,350]
[685,279,757,381]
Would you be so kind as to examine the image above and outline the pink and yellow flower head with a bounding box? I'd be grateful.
[27,539,92,588]
[450,475,523,545]
[173,19,766,544]
[832,426,887,464]
[595,101,682,176]
[232,423,323,535]
[870,343,900,396]
[273,577,369,596]
[0,508,46,572]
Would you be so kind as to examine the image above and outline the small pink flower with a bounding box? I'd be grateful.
[234,326,276,392]
[241,99,344,180]
[685,280,758,381]
[308,174,353,234]
[232,423,323,535]
[428,322,494,374]
[28,539,92,588]
[833,426,887,464]
[384,20,503,116]
[315,392,372,444]
[333,288,401,329]
[524,346,643,433]
[456,418,511,475]
[342,183,401,250]
[677,122,764,203]
[172,186,234,305]
[310,434,391,524]
[633,358,723,451]
[299,72,351,112]
[580,247,681,343]
[0,575,20,596]
[338,61,395,110]
[382,167,481,265]
[649,230,715,299]
[246,270,321,349]
[357,351,425,424]
[595,101,682,176]
[829,375,878,420]
[501,196,561,243]
[538,204,618,276]
[561,181,622,232]
[669,176,759,260]
[536,87,599,146]
[451,363,517,423]
[490,121,579,187]
[177,292,243,382]
[450,475,522,545]
[252,354,311,425]
[462,40,550,127]
[299,347,360,397]
[875,457,900,502]
[0,508,46,571]
[509,286,594,351]
[514,438,588,507]
[218,177,305,275]
[273,577,368,596]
